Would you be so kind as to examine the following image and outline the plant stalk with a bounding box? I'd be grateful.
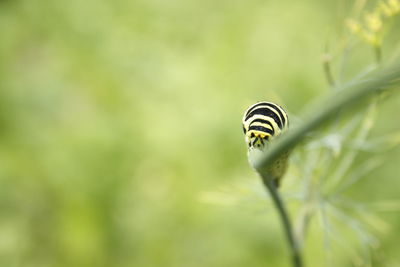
[260,173,303,267]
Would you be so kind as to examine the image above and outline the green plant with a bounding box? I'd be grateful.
[246,2,400,266]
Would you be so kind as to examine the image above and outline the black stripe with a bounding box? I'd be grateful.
[264,103,286,127]
[245,107,283,129]
[248,125,274,135]
[249,119,275,135]
[245,102,270,117]
[246,102,286,127]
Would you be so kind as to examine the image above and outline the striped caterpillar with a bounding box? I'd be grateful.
[242,101,290,187]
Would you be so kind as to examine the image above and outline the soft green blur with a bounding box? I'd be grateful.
[1,0,400,266]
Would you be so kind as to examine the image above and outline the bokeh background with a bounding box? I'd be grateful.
[1,0,400,266]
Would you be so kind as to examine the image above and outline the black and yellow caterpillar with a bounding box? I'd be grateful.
[242,101,289,187]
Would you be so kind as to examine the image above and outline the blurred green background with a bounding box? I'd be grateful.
[1,0,400,266]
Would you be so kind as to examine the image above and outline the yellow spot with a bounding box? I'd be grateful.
[365,12,382,32]
[388,0,400,13]
[362,31,380,46]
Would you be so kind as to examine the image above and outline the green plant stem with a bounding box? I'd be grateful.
[253,62,400,172]
[323,54,335,88]
[260,173,303,267]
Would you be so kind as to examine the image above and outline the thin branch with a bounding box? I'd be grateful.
[374,44,382,64]
[322,52,336,88]
[260,173,303,267]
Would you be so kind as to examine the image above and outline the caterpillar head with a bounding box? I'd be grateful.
[242,101,288,150]
[243,128,270,150]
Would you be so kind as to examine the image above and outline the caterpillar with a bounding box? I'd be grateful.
[242,101,290,187]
